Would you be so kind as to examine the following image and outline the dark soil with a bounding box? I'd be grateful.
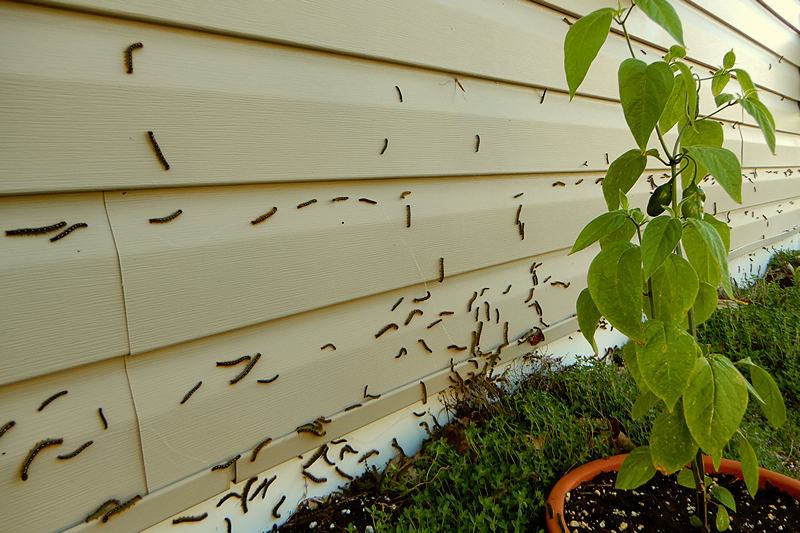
[563,470,800,532]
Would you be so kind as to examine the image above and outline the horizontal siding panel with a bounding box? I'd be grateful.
[727,195,800,252]
[0,358,146,533]
[0,193,129,387]
[757,0,800,34]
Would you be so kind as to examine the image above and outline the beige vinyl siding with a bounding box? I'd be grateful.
[0,0,798,532]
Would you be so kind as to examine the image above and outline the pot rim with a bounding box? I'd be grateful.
[545,453,800,533]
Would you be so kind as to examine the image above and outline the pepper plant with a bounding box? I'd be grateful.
[563,1,786,531]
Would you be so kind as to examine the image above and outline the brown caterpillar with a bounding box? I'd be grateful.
[217,492,241,507]
[57,440,93,460]
[484,301,490,321]
[216,356,250,367]
[503,321,509,345]
[0,420,15,439]
[332,196,349,202]
[345,403,362,412]
[98,408,108,430]
[395,347,408,359]
[503,284,512,294]
[474,307,479,321]
[125,42,143,74]
[419,421,433,437]
[525,288,535,304]
[149,209,182,224]
[240,476,258,513]
[6,221,66,236]
[605,153,609,164]
[147,131,170,170]
[439,311,454,316]
[251,475,276,501]
[413,291,431,303]
[532,301,542,315]
[50,223,88,242]
[540,87,547,104]
[380,138,389,155]
[322,446,335,465]
[413,411,426,417]
[427,318,442,329]
[38,390,68,412]
[518,221,525,240]
[396,86,403,102]
[302,470,327,483]
[358,449,379,463]
[375,323,399,338]
[335,466,353,480]
[513,192,524,198]
[303,445,327,469]
[272,495,286,518]
[340,444,358,460]
[102,495,142,523]
[225,517,232,533]
[180,381,202,404]
[551,281,570,288]
[418,339,432,353]
[211,455,240,471]
[365,393,381,400]
[85,499,120,523]
[359,198,378,204]
[575,179,584,185]
[467,291,478,312]
[297,425,326,437]
[495,308,499,324]
[438,257,445,282]
[553,181,565,187]
[530,262,542,272]
[251,207,277,225]
[391,297,404,311]
[448,345,467,351]
[420,381,428,404]
[405,309,423,325]
[532,271,538,286]
[400,191,411,199]
[542,275,552,283]
[230,353,261,384]
[297,199,317,209]
[596,177,604,184]
[330,438,347,445]
[173,514,208,524]
[540,317,550,328]
[475,135,481,152]
[250,437,272,462]
[406,205,411,228]
[257,374,279,384]
[321,343,336,351]
[515,205,522,225]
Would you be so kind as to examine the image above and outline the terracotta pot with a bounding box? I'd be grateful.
[545,454,800,533]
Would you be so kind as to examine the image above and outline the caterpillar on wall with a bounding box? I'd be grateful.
[413,291,431,303]
[359,198,378,204]
[542,275,552,284]
[230,353,261,384]
[272,495,286,518]
[418,339,432,353]
[475,135,480,152]
[358,449,379,463]
[503,284,512,294]
[503,321,509,345]
[438,257,445,282]
[6,221,66,236]
[102,495,142,523]
[467,291,478,312]
[344,403,362,412]
[250,437,272,462]
[420,381,428,404]
[57,440,93,460]
[216,355,250,367]
[484,301,490,321]
[518,221,525,240]
[439,311,454,316]
[447,345,467,351]
[211,455,240,471]
[551,281,571,288]
[302,470,327,483]
[257,374,279,384]
[427,318,442,329]
[400,191,411,199]
[331,196,349,202]
[540,87,547,103]
[173,514,208,524]
[149,209,182,224]
[147,131,170,170]
[380,138,389,155]
[396,86,403,102]
[302,445,327,469]
[180,381,202,404]
[297,199,318,209]
[515,204,522,225]
[406,205,411,228]
[0,420,15,439]
[330,438,347,445]
[252,475,277,501]
[524,288,534,304]
[216,492,241,507]
[98,408,108,430]
[335,466,353,480]
[391,297,404,311]
[375,323,399,338]
[85,499,120,523]
[339,444,358,460]
[513,192,524,198]
[251,207,277,225]
[495,308,500,324]
[240,476,258,514]
[50,223,88,242]
[532,300,542,315]
[125,42,143,74]
[38,390,68,412]
[553,181,566,187]
[321,343,336,351]
[395,347,408,359]
[225,517,232,533]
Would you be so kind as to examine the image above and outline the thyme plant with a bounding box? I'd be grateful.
[563,1,786,531]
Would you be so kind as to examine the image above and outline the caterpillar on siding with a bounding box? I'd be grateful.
[211,455,240,471]
[6,221,66,236]
[57,440,93,460]
[251,207,277,225]
[530,262,542,272]
[230,353,261,384]
[50,223,88,242]
[484,301,490,321]
[553,181,565,187]
[365,393,381,400]
[38,390,68,412]
[518,221,525,240]
[102,495,142,523]
[98,408,108,430]
[85,499,120,523]
[391,297,405,311]
[551,281,570,288]
[375,323,399,338]
[147,131,170,170]
[419,421,433,437]
[340,444,358,460]
[380,138,389,155]
[542,275,552,283]
[240,476,258,513]
[358,449,379,463]
[420,381,428,404]
[296,425,326,437]
[413,411,426,417]
[303,445,327,469]
[524,288,534,304]
[532,300,542,316]
[540,317,550,328]
[502,321,509,345]
[495,308,499,324]
[297,199,317,209]
[396,86,403,102]
[344,403,362,412]
[575,179,584,185]
[180,381,202,404]
[503,284,512,294]
[540,87,547,104]
[302,470,327,483]
[439,311,454,316]
[125,42,143,74]
[331,197,350,204]
[467,291,478,312]
[395,347,408,359]
[479,287,489,296]
[475,321,483,347]
[438,257,445,282]
[515,204,522,225]
[469,359,479,369]
[330,438,347,445]
[413,291,431,303]
[532,271,538,286]
[216,356,250,367]
[225,517,232,533]
[418,339,432,353]
[173,514,208,524]
[474,307,479,321]
[335,466,353,480]
[447,345,467,351]
[250,437,272,462]
[216,492,241,507]
[321,343,336,351]
[257,374,279,384]
[272,495,286,518]
[149,209,182,224]
[405,309,423,325]
[475,135,480,153]
[596,177,604,184]
[406,205,411,228]
[513,192,524,199]
[359,198,377,204]
[322,448,335,466]
[0,420,15,439]
[400,191,411,199]
[427,318,442,329]
[252,475,276,501]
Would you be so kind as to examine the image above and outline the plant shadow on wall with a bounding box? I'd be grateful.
[563,0,785,532]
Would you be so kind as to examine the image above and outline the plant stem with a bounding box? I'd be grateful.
[621,23,636,58]
[690,450,709,533]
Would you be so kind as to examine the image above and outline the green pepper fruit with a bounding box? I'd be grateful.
[647,183,673,216]
[681,198,704,219]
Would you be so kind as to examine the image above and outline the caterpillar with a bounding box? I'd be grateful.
[147,131,170,170]
[330,438,347,445]
[413,411,426,417]
[495,308,500,324]
[515,204,522,225]
[518,221,525,240]
[272,495,286,518]
[582,161,588,167]
[0,420,15,439]
[419,421,433,437]
[475,321,483,347]
[418,339,432,353]
[484,301,490,321]
[513,192,524,198]
[553,181,566,187]
[340,444,358,460]
[240,476,258,513]
[596,177,604,184]
[575,179,584,185]
[344,403,362,412]
[406,205,411,228]
[475,135,480,153]
[359,198,378,204]
[605,153,609,164]
[217,492,241,507]
[85,499,120,523]
[98,408,108,430]
[540,317,550,328]
[532,271,538,286]
[380,138,389,155]
[125,42,143,74]
[230,353,261,384]
[38,390,68,412]
[296,426,326,437]
[225,517,232,533]
[447,345,467,351]
[546,501,554,519]
[420,381,428,404]
[358,449,379,463]
[102,495,142,523]
[427,318,442,329]
[396,86,403,102]
[173,514,208,524]
[251,475,276,501]
[540,87,547,104]
[335,466,353,480]
[250,437,272,462]
[532,301,542,315]
[365,393,381,400]
[467,291,478,312]
[321,343,336,351]
[297,199,317,209]
[6,221,66,236]
[257,374,279,384]
[331,196,349,202]
[551,281,570,288]
[480,287,489,296]
[503,284,512,294]
[438,257,445,282]
[302,445,327,469]
[322,446,335,465]
[530,262,542,272]
[400,191,411,199]
[211,455,240,471]
[57,440,93,460]
[251,207,277,225]
[405,309,423,325]
[469,359,479,368]
[525,288,534,304]
[375,323,399,338]
[50,223,88,242]
[391,297,404,311]
[302,470,327,483]
[180,381,202,404]
[413,291,431,303]
[439,311,454,316]
[395,347,408,359]
[149,209,182,224]
[542,275,552,283]
[363,385,370,398]
[216,356,250,367]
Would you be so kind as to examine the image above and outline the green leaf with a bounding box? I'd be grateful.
[564,9,615,100]
[692,281,718,325]
[570,210,627,254]
[682,225,721,287]
[636,0,685,46]
[738,97,776,155]
[677,467,696,489]
[690,516,702,527]
[680,120,724,188]
[623,340,647,391]
[619,59,675,151]
[600,217,637,248]
[687,219,733,297]
[732,68,756,98]
[723,49,736,70]
[704,213,731,254]
[631,388,660,419]
[577,288,602,354]
[650,401,698,474]
[737,436,759,498]
[615,446,657,489]
[650,253,699,325]
[659,70,686,134]
[588,242,645,342]
[603,149,649,211]
[674,61,697,128]
[638,320,697,410]
[712,71,731,97]
[716,505,730,531]
[641,216,683,280]
[684,146,742,204]
[715,93,734,107]
[711,485,736,512]
[683,357,749,457]
[750,365,787,427]
[668,44,686,60]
